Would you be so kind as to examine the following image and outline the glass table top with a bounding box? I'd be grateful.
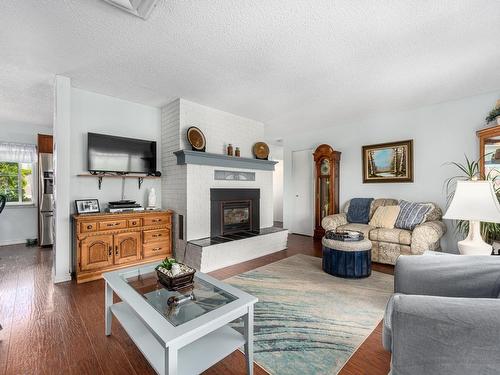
[125,271,238,326]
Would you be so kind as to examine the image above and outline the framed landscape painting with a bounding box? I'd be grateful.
[362,140,413,183]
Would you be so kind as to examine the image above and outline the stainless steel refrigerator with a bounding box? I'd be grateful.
[39,153,54,246]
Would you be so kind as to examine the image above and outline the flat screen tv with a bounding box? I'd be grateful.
[87,132,157,174]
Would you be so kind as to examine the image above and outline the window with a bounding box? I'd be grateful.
[0,142,37,205]
[0,162,34,204]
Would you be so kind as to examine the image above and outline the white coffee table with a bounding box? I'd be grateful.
[103,263,257,375]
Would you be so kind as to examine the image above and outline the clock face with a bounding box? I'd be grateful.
[320,159,330,175]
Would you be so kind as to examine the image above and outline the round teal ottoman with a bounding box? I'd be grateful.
[322,236,372,278]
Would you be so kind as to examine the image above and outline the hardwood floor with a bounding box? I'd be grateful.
[0,235,393,375]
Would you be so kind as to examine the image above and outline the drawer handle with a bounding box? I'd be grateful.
[152,234,162,238]
[132,221,137,225]
[152,219,161,223]
[108,246,112,257]
[115,246,118,256]
[87,225,93,230]
[107,222,119,227]
[152,247,161,252]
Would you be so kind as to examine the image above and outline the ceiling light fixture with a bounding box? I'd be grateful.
[102,0,159,20]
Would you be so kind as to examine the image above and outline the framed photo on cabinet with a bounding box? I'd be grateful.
[75,199,100,214]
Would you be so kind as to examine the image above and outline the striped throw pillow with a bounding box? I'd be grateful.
[395,200,432,230]
[369,205,401,229]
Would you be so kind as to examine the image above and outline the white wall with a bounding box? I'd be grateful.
[70,88,162,210]
[161,99,185,253]
[272,160,283,222]
[0,122,52,245]
[53,75,72,282]
[269,144,284,223]
[280,91,500,252]
[180,99,265,158]
[52,84,161,282]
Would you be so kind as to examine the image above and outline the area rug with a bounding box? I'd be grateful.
[226,254,393,375]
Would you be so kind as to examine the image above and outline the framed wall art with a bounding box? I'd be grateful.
[362,140,413,183]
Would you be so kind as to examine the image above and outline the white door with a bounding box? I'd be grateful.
[291,149,314,236]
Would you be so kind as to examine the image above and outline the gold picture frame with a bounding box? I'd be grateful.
[362,140,413,183]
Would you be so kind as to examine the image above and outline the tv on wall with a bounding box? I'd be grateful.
[87,132,157,174]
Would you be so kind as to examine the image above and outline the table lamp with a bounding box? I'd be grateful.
[443,180,500,255]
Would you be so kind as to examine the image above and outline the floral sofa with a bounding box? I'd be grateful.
[321,198,447,265]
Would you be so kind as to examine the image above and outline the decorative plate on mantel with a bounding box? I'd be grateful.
[253,142,270,160]
[187,126,206,152]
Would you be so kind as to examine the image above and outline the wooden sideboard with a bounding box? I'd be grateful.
[73,210,173,283]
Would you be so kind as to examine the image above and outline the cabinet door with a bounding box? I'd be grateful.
[80,235,114,271]
[113,232,141,265]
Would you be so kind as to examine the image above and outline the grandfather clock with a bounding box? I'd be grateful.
[313,144,341,239]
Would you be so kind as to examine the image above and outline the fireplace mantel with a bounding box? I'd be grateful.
[174,150,278,171]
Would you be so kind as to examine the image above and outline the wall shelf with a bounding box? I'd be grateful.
[174,150,277,171]
[76,173,160,190]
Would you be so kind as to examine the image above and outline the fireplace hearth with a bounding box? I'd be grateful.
[211,189,260,238]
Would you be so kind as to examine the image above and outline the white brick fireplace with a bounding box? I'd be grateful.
[161,98,288,272]
[186,164,273,240]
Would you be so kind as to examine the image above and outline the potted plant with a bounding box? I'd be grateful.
[445,155,500,244]
[485,101,500,125]
[156,257,196,290]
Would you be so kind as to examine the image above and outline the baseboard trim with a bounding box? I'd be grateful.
[54,273,72,284]
[0,239,27,246]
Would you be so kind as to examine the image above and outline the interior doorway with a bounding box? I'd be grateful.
[290,149,314,236]
[272,159,283,227]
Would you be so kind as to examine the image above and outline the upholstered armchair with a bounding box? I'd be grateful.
[321,198,447,264]
[383,254,500,374]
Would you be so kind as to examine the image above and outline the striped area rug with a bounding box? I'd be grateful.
[226,254,393,375]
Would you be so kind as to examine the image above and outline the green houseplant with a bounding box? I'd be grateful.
[485,106,500,124]
[445,155,500,244]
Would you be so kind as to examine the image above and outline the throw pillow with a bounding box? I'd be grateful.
[346,198,374,224]
[395,200,432,230]
[369,205,401,229]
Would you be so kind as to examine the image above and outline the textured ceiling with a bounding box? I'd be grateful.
[1,1,500,135]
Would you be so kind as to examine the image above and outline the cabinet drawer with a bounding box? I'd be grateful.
[143,215,170,226]
[81,222,97,233]
[128,218,142,228]
[143,229,169,243]
[98,220,127,231]
[143,242,170,258]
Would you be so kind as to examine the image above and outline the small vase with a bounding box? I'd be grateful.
[235,147,240,157]
[227,144,233,156]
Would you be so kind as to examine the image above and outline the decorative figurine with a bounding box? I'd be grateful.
[171,262,181,276]
[147,187,157,210]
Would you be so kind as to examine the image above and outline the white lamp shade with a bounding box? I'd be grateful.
[443,181,500,223]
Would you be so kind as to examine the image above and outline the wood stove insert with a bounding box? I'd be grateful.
[210,189,260,238]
